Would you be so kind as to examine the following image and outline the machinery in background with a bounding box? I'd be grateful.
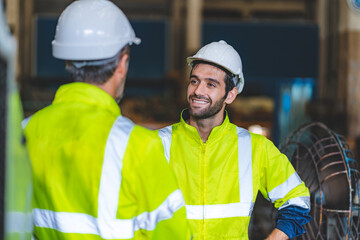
[280,122,360,239]
[0,1,32,239]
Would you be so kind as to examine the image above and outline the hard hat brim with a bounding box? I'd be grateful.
[187,57,235,76]
[132,37,141,45]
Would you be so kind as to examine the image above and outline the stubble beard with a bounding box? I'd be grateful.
[188,94,226,120]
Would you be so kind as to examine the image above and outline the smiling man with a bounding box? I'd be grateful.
[157,40,311,240]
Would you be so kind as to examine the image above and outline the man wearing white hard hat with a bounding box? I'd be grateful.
[23,0,190,239]
[157,40,311,239]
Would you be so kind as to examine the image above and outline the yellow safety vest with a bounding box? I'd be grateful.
[157,110,310,240]
[24,82,190,240]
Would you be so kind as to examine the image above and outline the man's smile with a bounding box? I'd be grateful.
[190,95,211,106]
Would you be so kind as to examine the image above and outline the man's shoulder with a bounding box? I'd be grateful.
[229,123,271,143]
[23,104,55,129]
[246,131,280,153]
[248,131,272,145]
[26,101,118,128]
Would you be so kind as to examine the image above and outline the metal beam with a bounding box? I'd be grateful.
[205,1,306,13]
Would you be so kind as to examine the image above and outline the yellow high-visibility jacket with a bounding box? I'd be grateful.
[24,82,190,240]
[157,110,310,240]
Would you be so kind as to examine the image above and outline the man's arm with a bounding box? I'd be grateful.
[266,228,289,240]
[258,135,311,239]
[273,205,311,239]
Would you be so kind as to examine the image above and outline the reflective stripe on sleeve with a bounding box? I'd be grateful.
[33,209,100,234]
[278,196,311,210]
[158,126,172,163]
[185,202,254,219]
[33,116,184,239]
[135,189,185,230]
[6,212,32,233]
[268,172,303,202]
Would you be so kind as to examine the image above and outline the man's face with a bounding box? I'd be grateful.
[187,63,227,119]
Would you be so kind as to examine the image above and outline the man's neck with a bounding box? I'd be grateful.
[86,71,123,100]
[188,111,225,143]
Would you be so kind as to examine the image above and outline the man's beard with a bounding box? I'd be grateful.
[188,94,226,120]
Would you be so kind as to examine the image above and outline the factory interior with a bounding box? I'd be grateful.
[2,0,360,239]
[4,0,359,146]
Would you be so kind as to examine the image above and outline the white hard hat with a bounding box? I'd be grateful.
[52,0,141,61]
[187,40,245,94]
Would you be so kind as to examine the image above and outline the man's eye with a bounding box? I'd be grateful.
[208,83,215,87]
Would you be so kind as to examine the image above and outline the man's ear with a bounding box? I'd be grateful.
[225,87,238,105]
[115,53,129,78]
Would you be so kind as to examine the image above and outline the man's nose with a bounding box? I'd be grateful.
[194,82,206,95]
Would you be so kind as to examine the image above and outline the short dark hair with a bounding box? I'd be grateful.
[190,60,238,97]
[66,45,130,84]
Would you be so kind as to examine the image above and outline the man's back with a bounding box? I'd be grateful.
[25,82,189,239]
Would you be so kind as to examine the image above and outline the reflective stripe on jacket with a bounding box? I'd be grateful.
[157,110,310,240]
[24,82,190,240]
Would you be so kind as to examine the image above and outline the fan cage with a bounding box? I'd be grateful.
[279,122,360,240]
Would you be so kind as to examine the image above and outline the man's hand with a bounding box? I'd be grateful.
[265,228,289,240]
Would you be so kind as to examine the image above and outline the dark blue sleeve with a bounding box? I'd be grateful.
[275,205,312,239]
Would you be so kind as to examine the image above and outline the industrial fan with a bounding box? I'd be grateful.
[279,122,360,239]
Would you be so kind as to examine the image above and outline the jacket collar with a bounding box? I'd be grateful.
[179,109,231,143]
[53,82,121,116]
